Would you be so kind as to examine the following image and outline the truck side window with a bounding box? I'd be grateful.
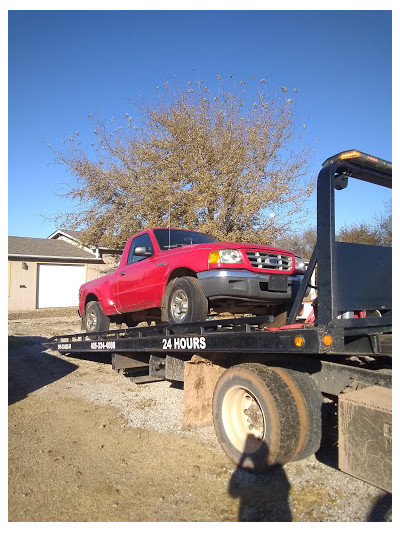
[127,233,154,264]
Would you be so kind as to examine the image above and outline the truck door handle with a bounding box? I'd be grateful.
[120,271,125,276]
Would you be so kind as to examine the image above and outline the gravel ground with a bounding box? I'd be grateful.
[8,309,392,522]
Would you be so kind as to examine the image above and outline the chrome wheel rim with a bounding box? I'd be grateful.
[86,310,97,331]
[171,289,189,322]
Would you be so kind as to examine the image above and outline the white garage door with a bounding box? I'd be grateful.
[37,264,86,308]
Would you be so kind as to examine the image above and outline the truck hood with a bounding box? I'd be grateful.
[181,241,297,256]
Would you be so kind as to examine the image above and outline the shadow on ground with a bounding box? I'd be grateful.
[229,466,291,521]
[367,493,392,521]
[227,438,291,521]
[55,350,113,365]
[8,336,78,405]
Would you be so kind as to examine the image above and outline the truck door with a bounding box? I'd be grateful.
[115,232,158,312]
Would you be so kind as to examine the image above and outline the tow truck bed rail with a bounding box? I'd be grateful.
[44,314,390,357]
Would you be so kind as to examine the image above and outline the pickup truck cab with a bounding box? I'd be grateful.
[79,228,306,331]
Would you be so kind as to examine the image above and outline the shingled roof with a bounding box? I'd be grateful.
[8,236,102,262]
[47,229,83,241]
[47,229,123,252]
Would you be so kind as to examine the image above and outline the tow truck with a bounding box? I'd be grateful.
[45,150,392,492]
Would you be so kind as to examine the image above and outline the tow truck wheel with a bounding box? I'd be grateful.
[84,301,110,332]
[212,363,322,471]
[167,276,208,324]
[268,367,323,461]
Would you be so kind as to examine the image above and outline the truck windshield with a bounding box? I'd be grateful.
[153,229,219,250]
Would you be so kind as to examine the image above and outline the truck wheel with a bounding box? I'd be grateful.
[167,276,208,324]
[268,367,322,461]
[84,301,110,332]
[212,363,301,471]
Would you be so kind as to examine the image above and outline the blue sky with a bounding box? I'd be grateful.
[8,9,392,239]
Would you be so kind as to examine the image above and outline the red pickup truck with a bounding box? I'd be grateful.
[79,228,306,332]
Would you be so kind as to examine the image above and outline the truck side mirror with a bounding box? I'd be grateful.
[134,246,153,257]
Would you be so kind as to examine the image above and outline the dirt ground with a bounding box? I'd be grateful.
[8,308,392,522]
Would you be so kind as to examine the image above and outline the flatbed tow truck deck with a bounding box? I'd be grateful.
[45,149,392,492]
[47,315,392,391]
[47,313,391,355]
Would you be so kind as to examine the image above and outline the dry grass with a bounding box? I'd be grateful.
[8,307,78,320]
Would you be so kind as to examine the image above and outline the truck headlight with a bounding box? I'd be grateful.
[209,249,243,264]
[295,256,306,273]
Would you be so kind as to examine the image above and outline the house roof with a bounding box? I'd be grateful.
[8,236,102,262]
[47,229,123,252]
[47,229,83,242]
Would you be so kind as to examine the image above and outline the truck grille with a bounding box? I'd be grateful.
[245,251,293,271]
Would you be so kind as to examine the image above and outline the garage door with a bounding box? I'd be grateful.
[37,264,86,308]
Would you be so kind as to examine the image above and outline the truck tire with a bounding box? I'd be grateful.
[84,301,111,332]
[167,276,208,324]
[268,367,322,461]
[212,363,301,471]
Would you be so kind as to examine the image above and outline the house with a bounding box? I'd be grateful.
[8,229,122,311]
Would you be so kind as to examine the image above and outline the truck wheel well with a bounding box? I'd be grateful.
[85,293,99,307]
[167,268,197,285]
[161,268,198,321]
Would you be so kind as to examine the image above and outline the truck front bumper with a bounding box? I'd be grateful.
[197,269,303,303]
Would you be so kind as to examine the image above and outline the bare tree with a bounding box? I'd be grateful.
[278,227,317,260]
[337,223,382,246]
[374,201,392,247]
[51,77,314,248]
[337,201,392,247]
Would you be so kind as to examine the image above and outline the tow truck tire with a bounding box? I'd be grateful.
[84,301,110,332]
[268,367,323,461]
[167,276,208,324]
[212,363,301,471]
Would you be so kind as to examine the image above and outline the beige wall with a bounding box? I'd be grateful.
[8,254,121,311]
[86,253,120,281]
[8,260,89,311]
[8,260,38,311]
